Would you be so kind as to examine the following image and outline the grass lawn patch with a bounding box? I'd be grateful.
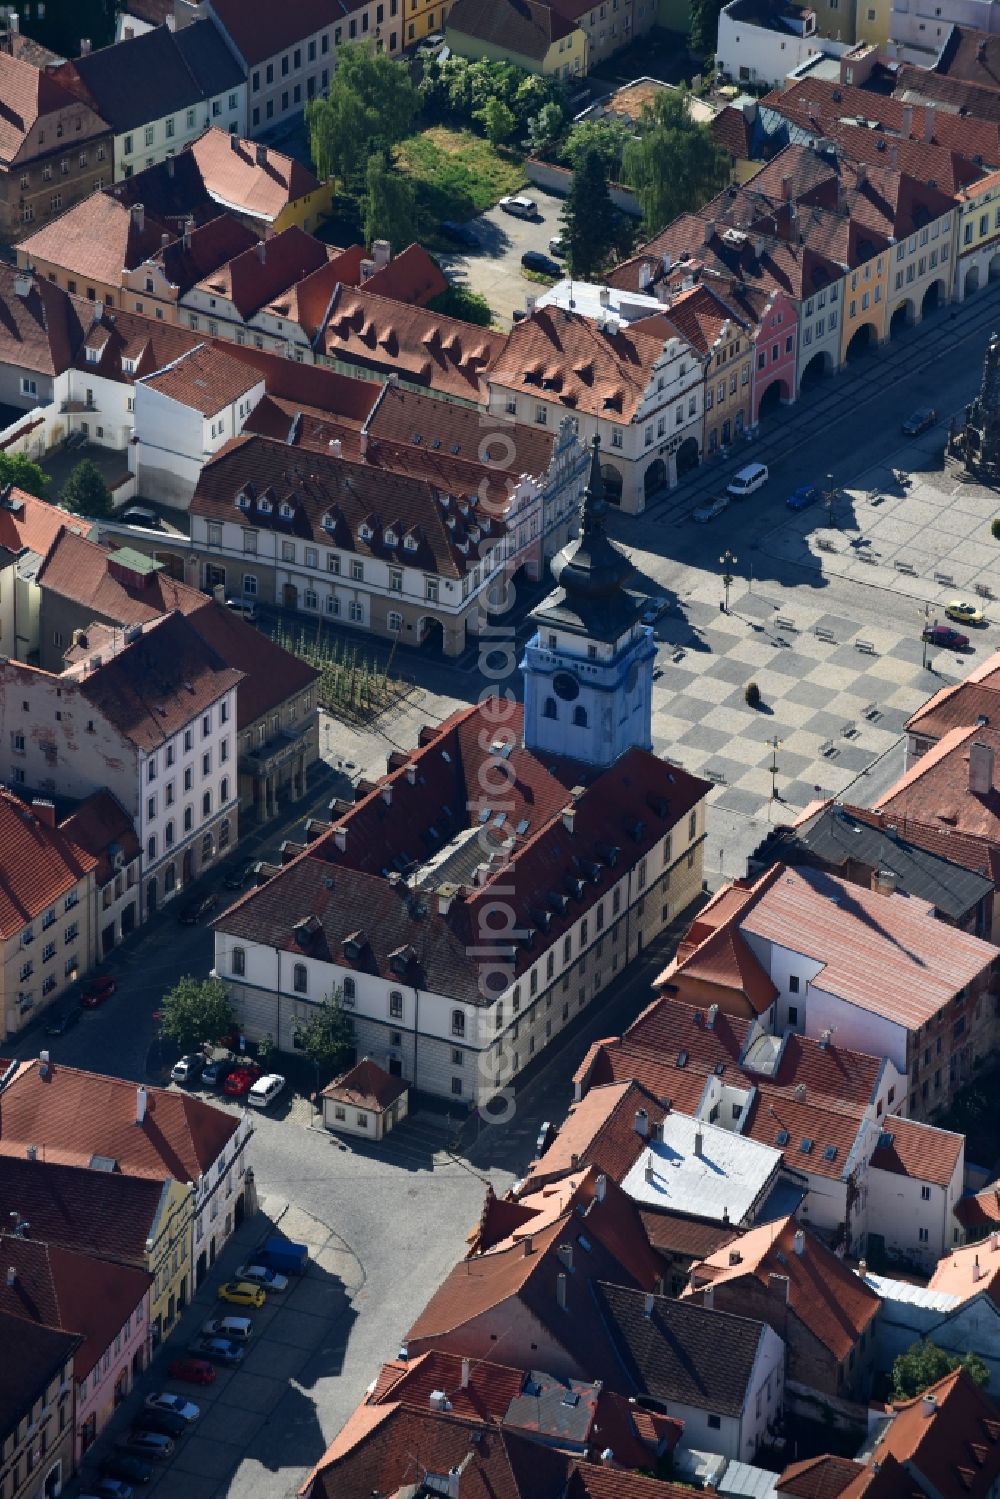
[522,267,558,287]
[396,127,526,234]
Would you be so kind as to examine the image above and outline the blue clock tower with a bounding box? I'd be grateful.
[522,436,655,768]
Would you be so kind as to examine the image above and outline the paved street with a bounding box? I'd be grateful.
[437,189,565,326]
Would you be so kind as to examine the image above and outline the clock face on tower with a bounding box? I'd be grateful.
[553,670,580,702]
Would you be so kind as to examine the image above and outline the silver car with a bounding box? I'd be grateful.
[499,195,538,219]
[692,495,730,523]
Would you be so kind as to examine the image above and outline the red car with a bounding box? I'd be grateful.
[223,1063,263,1098]
[167,1358,216,1386]
[80,975,117,1009]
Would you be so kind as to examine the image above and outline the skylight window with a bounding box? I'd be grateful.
[775,1130,789,1147]
[800,1138,814,1155]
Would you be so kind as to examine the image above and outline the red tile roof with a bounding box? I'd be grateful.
[58,789,140,887]
[777,1454,866,1499]
[638,1211,737,1260]
[322,285,503,402]
[209,0,363,67]
[367,1351,525,1422]
[875,722,1000,850]
[0,789,98,939]
[142,211,260,297]
[20,194,177,287]
[0,1059,239,1181]
[0,1154,167,1265]
[322,1058,409,1114]
[520,1081,668,1192]
[488,305,673,425]
[0,1233,151,1381]
[36,529,209,625]
[182,597,318,731]
[190,128,324,223]
[194,223,332,320]
[956,1183,1000,1234]
[138,340,263,414]
[905,677,1000,742]
[362,243,448,305]
[871,1115,963,1189]
[868,1368,1000,1499]
[0,265,84,378]
[894,65,1000,124]
[71,301,206,386]
[686,1216,879,1362]
[447,0,578,59]
[928,1237,1000,1302]
[0,488,92,556]
[0,1309,80,1437]
[712,105,753,159]
[0,50,108,164]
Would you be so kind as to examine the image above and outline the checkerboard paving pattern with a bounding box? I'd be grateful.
[651,592,952,818]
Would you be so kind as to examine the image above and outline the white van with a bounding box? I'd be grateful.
[225,597,258,621]
[727,462,769,498]
[247,1073,286,1109]
[202,1315,253,1342]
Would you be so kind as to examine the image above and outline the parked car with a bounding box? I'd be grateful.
[201,1054,237,1089]
[692,495,729,523]
[202,1315,253,1342]
[901,407,937,436]
[188,1337,245,1367]
[945,599,985,624]
[257,1237,308,1276]
[548,235,567,257]
[45,1007,81,1036]
[101,1456,154,1485]
[440,220,479,249]
[499,195,538,219]
[786,484,820,511]
[641,596,669,625]
[521,250,560,276]
[247,1073,286,1110]
[223,1062,263,1098]
[727,462,769,498]
[121,506,161,530]
[225,598,257,619]
[236,1263,288,1292]
[922,623,970,650]
[170,1053,205,1086]
[91,1481,133,1499]
[177,892,219,925]
[167,1358,216,1385]
[217,1280,267,1309]
[223,861,258,891]
[144,1393,200,1423]
[117,1432,173,1461]
[132,1409,188,1440]
[80,975,116,1009]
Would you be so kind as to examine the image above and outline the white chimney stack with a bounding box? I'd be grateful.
[135,1086,148,1125]
[595,1173,607,1202]
[461,1358,471,1389]
[634,1109,649,1138]
[643,1292,655,1318]
[922,1393,937,1418]
[5,1267,14,1287]
[703,1285,714,1310]
[793,1229,805,1256]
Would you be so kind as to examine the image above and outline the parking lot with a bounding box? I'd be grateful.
[437,189,566,325]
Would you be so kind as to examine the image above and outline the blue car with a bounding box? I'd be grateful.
[787,484,820,511]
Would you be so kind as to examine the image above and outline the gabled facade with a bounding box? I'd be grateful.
[0,1310,79,1499]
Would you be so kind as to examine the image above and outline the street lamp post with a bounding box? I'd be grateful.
[768,735,782,807]
[720,549,737,612]
[825,472,837,529]
[921,602,931,670]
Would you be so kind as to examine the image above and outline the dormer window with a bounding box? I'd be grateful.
[236,492,251,510]
[384,528,396,546]
[358,523,371,540]
[343,930,365,962]
[121,357,136,374]
[259,497,272,513]
[404,534,417,551]
[279,501,294,520]
[86,346,99,364]
[322,512,335,532]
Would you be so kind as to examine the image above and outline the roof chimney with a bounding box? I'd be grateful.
[707,1004,718,1030]
[781,174,793,201]
[599,286,611,307]
[638,263,652,291]
[703,220,714,246]
[644,1291,655,1318]
[80,36,91,54]
[372,239,391,269]
[461,1358,471,1389]
[230,132,240,152]
[329,438,342,458]
[131,203,145,233]
[644,1157,656,1184]
[523,1235,533,1256]
[429,1390,450,1411]
[729,1248,742,1266]
[256,240,266,263]
[595,1173,607,1202]
[634,1109,649,1138]
[13,272,32,298]
[922,1392,937,1418]
[525,294,537,317]
[5,1267,13,1287]
[969,741,994,795]
[768,1271,790,1302]
[160,232,170,250]
[558,1243,573,1271]
[135,1085,148,1125]
[858,1258,868,1278]
[923,104,935,143]
[167,155,175,178]
[873,868,897,897]
[562,805,576,834]
[973,1255,982,1283]
[703,1285,714,1310]
[694,1130,704,1159]
[31,800,55,828]
[600,1450,614,1466]
[901,104,913,135]
[333,826,347,852]
[556,1271,568,1310]
[793,1229,805,1255]
[255,143,267,167]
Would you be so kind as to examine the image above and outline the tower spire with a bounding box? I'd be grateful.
[581,434,607,536]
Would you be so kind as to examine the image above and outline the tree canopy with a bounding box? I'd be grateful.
[158,975,235,1055]
[60,458,112,518]
[891,1340,990,1400]
[562,147,616,280]
[475,97,517,147]
[294,992,355,1086]
[561,117,632,177]
[419,54,565,138]
[363,151,419,252]
[621,86,729,235]
[689,0,727,54]
[0,450,51,501]
[306,45,420,191]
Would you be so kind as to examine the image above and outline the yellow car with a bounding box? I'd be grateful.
[217,1281,266,1309]
[944,600,985,625]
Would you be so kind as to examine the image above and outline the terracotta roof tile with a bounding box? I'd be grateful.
[712,105,753,158]
[638,1211,737,1260]
[367,1351,526,1422]
[0,1059,239,1181]
[139,340,263,415]
[0,1154,167,1265]
[520,1081,668,1191]
[0,50,108,164]
[0,488,91,555]
[190,128,324,224]
[0,1234,151,1381]
[871,1115,963,1189]
[686,1216,879,1362]
[0,789,98,939]
[59,790,140,886]
[894,65,1000,124]
[447,0,578,59]
[322,1059,408,1114]
[956,1183,1000,1233]
[0,1309,80,1437]
[868,1367,1000,1499]
[195,224,331,320]
[362,243,448,306]
[777,1454,866,1499]
[928,1236,1000,1301]
[20,194,177,288]
[182,598,318,732]
[36,529,209,625]
[565,1465,707,1499]
[209,0,364,68]
[0,265,85,378]
[876,722,1000,850]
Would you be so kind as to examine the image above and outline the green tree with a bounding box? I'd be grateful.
[891,1340,990,1400]
[563,147,616,279]
[427,284,494,326]
[159,976,235,1055]
[526,101,567,158]
[0,450,51,501]
[61,458,112,518]
[363,152,419,251]
[475,97,517,147]
[294,992,355,1088]
[621,85,729,235]
[306,45,419,190]
[561,117,632,177]
[689,0,725,53]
